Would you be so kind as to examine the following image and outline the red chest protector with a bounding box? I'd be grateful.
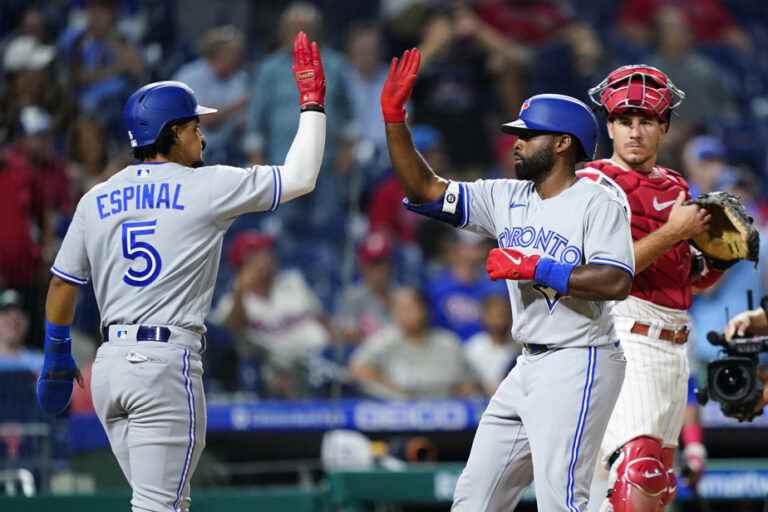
[579,160,692,310]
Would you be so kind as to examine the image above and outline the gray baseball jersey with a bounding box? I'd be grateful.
[52,160,281,512]
[455,177,635,347]
[52,161,282,331]
[409,177,632,511]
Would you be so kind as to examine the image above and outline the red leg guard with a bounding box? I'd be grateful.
[608,436,667,512]
[660,447,677,507]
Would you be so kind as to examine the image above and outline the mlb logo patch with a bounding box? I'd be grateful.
[520,100,530,114]
[137,169,151,177]
[128,130,137,147]
[117,329,128,339]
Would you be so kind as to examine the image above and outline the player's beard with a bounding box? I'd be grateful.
[515,140,556,182]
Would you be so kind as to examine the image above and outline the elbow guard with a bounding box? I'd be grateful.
[403,181,468,228]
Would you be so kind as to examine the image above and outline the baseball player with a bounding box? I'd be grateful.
[382,48,634,511]
[35,32,326,512]
[577,65,729,511]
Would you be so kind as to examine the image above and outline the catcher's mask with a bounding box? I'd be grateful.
[589,64,685,122]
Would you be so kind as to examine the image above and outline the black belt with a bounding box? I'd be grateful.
[523,343,552,355]
[102,325,171,343]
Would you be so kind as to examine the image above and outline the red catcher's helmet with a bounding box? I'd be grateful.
[588,64,685,121]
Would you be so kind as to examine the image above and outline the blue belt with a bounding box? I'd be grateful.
[523,343,552,355]
[101,325,171,343]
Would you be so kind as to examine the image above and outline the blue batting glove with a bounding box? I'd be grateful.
[36,321,81,415]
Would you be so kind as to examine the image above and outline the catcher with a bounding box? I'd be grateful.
[577,64,759,512]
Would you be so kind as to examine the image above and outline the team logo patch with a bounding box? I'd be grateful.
[296,70,315,80]
[446,193,456,204]
[533,284,562,313]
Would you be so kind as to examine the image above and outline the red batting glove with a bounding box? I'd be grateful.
[486,248,540,281]
[380,48,421,123]
[292,31,325,110]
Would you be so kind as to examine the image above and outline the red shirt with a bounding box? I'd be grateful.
[475,0,572,45]
[0,150,44,287]
[368,175,422,243]
[618,0,737,43]
[578,160,694,310]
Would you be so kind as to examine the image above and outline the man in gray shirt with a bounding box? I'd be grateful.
[36,32,326,512]
[381,48,633,511]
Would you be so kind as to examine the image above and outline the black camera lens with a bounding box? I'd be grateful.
[713,365,751,401]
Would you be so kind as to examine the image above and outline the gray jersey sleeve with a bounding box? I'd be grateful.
[460,179,500,238]
[583,196,635,276]
[209,164,281,224]
[51,198,90,285]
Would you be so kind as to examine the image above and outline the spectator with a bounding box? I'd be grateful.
[464,294,520,397]
[0,109,59,294]
[682,135,728,197]
[242,1,356,298]
[344,22,389,172]
[0,289,42,373]
[173,25,249,165]
[616,0,753,52]
[409,11,497,168]
[61,0,145,141]
[210,231,330,397]
[0,35,72,144]
[335,231,395,348]
[490,133,518,179]
[646,6,737,163]
[66,114,131,190]
[367,125,445,244]
[427,230,500,341]
[350,287,479,399]
[9,106,73,238]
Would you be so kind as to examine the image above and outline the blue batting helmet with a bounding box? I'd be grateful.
[501,94,598,161]
[122,81,217,148]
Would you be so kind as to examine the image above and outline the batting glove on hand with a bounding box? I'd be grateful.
[292,31,325,110]
[36,322,83,416]
[380,48,421,123]
[486,248,540,281]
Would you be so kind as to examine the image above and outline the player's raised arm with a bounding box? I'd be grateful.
[381,48,449,203]
[280,31,326,202]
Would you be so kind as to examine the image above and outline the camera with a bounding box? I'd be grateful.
[696,330,768,422]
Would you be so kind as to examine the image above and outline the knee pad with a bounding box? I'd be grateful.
[660,447,677,506]
[607,436,667,512]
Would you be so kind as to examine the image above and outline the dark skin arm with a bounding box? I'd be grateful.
[385,123,448,203]
[388,124,632,301]
[566,265,632,301]
[45,276,84,386]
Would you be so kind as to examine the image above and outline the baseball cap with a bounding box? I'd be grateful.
[228,231,275,268]
[19,106,52,135]
[3,36,55,72]
[359,231,392,264]
[0,289,23,312]
[687,135,726,162]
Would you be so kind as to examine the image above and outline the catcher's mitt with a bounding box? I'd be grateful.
[688,191,759,269]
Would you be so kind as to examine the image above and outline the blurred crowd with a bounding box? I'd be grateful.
[2,0,768,407]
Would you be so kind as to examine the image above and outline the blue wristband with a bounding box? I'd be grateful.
[45,320,72,354]
[534,258,575,295]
